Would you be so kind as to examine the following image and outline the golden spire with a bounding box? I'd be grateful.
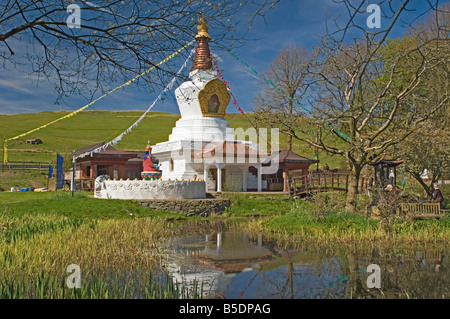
[195,15,211,39]
[192,15,213,71]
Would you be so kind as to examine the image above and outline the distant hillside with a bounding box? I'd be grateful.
[0,110,346,169]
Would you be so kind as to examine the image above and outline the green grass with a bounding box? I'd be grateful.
[220,192,293,217]
[0,110,347,191]
[2,189,448,246]
[0,190,449,299]
[0,189,57,203]
[0,171,55,192]
[0,193,202,299]
[0,192,181,220]
[0,111,180,163]
[230,192,450,248]
[0,271,203,299]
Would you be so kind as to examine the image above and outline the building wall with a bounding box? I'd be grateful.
[73,157,143,181]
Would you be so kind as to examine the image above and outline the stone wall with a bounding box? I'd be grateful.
[95,179,206,200]
[136,198,231,217]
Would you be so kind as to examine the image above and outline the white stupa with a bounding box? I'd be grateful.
[151,18,267,192]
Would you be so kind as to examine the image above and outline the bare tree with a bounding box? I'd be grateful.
[0,0,279,105]
[254,45,312,150]
[254,1,449,212]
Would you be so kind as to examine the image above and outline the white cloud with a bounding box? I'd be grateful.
[0,78,34,94]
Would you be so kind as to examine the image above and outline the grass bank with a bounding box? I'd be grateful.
[1,190,448,298]
[0,191,203,299]
[220,192,450,249]
[0,214,203,299]
[0,191,185,219]
[2,190,449,248]
[0,111,344,169]
[0,171,55,192]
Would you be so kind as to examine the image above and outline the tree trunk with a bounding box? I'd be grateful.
[409,171,440,199]
[345,161,361,213]
[288,99,293,151]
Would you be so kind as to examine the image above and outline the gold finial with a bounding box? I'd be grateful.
[196,15,211,39]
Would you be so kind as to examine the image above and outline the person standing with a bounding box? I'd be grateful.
[432,183,444,208]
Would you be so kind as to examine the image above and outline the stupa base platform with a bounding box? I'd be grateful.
[94,179,206,200]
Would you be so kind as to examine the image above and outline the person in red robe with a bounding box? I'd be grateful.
[143,145,157,172]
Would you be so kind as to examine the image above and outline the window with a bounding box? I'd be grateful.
[97,166,108,176]
[170,158,174,171]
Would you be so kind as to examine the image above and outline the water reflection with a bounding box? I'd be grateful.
[199,233,272,272]
[163,225,449,299]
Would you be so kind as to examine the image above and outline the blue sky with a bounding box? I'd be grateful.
[0,0,446,116]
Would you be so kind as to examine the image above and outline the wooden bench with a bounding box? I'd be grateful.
[400,203,443,219]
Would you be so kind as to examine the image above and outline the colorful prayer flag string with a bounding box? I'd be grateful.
[215,43,352,142]
[3,41,194,164]
[76,48,195,159]
[210,52,272,150]
[5,40,194,143]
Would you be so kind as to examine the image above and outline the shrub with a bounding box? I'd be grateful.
[305,192,346,221]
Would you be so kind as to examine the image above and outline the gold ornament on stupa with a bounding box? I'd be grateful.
[190,15,230,118]
[195,15,211,39]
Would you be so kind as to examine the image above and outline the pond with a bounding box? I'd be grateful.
[162,222,449,299]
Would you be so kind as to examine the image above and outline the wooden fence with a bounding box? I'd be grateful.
[0,162,51,172]
[65,178,95,191]
[289,173,349,196]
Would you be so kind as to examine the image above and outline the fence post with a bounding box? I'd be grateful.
[71,151,75,197]
[2,138,7,167]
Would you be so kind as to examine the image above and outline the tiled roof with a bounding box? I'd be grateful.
[194,141,264,159]
[369,154,404,166]
[73,142,138,158]
[274,149,318,164]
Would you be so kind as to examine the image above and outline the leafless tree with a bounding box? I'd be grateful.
[254,45,312,150]
[0,0,279,105]
[253,0,449,212]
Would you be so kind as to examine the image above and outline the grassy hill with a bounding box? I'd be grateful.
[0,110,347,188]
[0,111,180,162]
